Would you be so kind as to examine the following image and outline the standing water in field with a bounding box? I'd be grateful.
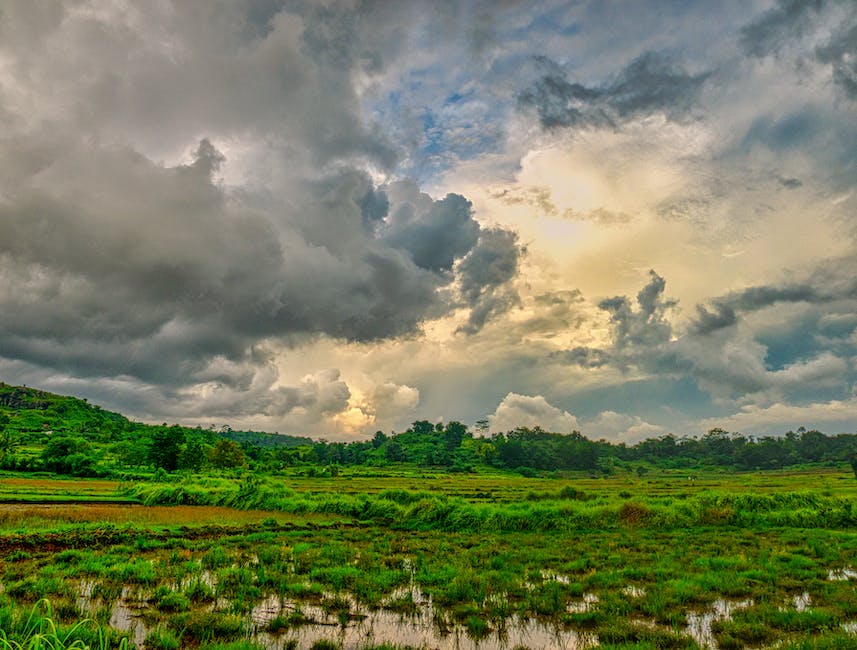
[249,585,596,650]
[251,600,596,650]
[109,587,149,649]
[685,599,753,649]
[828,567,857,581]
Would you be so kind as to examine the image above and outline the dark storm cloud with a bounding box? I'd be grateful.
[357,186,390,225]
[599,270,676,351]
[740,0,857,101]
[691,279,857,335]
[558,270,855,401]
[0,135,501,386]
[380,182,480,273]
[457,228,523,334]
[0,1,531,406]
[0,1,401,169]
[555,347,611,369]
[552,271,686,376]
[739,0,826,57]
[518,52,710,130]
[691,304,739,336]
[684,266,857,399]
[816,21,857,99]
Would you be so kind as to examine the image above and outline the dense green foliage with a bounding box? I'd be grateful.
[0,384,305,477]
[1,382,856,479]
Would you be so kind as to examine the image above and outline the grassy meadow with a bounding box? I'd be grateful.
[1,467,856,650]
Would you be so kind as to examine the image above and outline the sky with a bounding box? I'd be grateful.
[0,0,855,442]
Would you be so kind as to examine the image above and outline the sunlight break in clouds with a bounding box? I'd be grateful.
[0,1,854,439]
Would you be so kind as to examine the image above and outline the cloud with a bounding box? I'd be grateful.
[815,19,857,99]
[740,0,857,101]
[691,303,739,336]
[739,0,827,58]
[699,395,857,436]
[690,276,857,335]
[584,411,667,443]
[367,382,421,425]
[556,269,854,404]
[490,186,558,216]
[0,141,459,379]
[456,228,524,334]
[599,270,676,352]
[777,176,803,189]
[489,392,579,433]
[0,1,855,441]
[0,2,405,168]
[379,181,480,272]
[551,270,680,373]
[179,367,351,421]
[518,52,709,131]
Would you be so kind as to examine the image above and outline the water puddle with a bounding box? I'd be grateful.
[247,585,597,650]
[109,586,149,648]
[828,568,857,581]
[75,579,97,614]
[566,593,598,614]
[685,599,752,649]
[541,571,572,585]
[793,592,810,612]
[255,609,595,650]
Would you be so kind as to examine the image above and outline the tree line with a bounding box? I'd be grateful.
[0,383,855,477]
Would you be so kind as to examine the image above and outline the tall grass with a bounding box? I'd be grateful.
[122,479,857,532]
[0,600,128,650]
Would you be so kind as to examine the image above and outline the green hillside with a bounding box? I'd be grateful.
[0,383,129,436]
[0,382,311,478]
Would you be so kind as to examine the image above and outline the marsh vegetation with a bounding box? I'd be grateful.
[1,468,856,649]
[0,384,856,649]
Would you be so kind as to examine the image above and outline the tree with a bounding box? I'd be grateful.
[411,420,435,435]
[41,435,98,476]
[385,441,404,462]
[110,439,148,467]
[443,421,468,450]
[179,439,207,471]
[149,426,185,472]
[0,414,15,456]
[209,439,247,469]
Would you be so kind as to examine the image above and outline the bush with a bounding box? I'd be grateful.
[618,502,653,527]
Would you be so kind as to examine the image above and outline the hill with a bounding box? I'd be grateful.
[0,382,312,477]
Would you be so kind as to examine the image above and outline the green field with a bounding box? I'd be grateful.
[1,468,856,650]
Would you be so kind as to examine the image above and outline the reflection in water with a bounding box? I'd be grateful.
[253,605,596,650]
[109,586,149,649]
[685,599,753,649]
[793,591,811,613]
[75,578,96,614]
[828,568,857,581]
[566,593,598,614]
[67,571,857,650]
